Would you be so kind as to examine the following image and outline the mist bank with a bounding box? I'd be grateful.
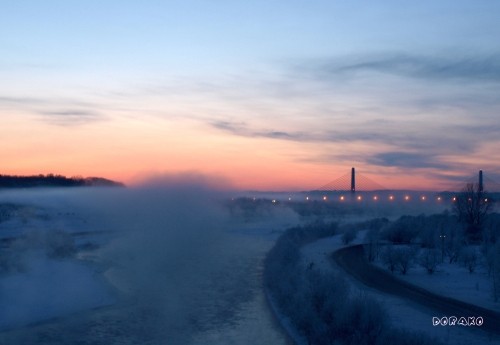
[0,177,297,344]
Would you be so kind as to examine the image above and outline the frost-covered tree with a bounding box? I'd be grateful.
[394,246,416,275]
[444,227,464,264]
[265,220,443,345]
[381,215,421,244]
[419,248,440,274]
[381,245,416,275]
[453,183,493,243]
[459,246,478,273]
[381,245,398,273]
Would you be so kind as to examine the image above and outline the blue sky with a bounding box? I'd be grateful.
[1,1,500,190]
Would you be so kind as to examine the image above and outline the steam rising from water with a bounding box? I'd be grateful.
[0,175,291,344]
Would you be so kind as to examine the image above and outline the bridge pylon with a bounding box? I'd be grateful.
[351,167,355,193]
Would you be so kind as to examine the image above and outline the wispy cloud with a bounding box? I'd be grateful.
[209,117,485,158]
[0,96,47,106]
[0,95,106,126]
[210,120,309,141]
[366,152,450,170]
[38,109,104,126]
[312,52,500,83]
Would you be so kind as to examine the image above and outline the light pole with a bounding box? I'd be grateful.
[440,234,446,263]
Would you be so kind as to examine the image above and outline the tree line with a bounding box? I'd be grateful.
[360,183,500,301]
[0,174,124,188]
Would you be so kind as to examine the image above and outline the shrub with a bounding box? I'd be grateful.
[381,245,398,273]
[394,246,416,275]
[459,247,478,273]
[381,216,420,244]
[418,248,440,274]
[381,245,416,275]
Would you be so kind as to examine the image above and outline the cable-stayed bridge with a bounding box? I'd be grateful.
[316,168,500,194]
[442,172,500,193]
[237,168,499,205]
[318,168,387,192]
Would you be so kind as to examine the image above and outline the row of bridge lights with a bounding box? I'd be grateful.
[275,195,476,202]
[266,196,490,203]
[266,196,489,203]
[336,195,437,202]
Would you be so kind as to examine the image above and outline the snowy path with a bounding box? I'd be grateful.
[333,244,500,336]
[301,234,499,345]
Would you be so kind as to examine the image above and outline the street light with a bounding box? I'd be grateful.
[440,234,446,263]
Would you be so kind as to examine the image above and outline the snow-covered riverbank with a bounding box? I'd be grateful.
[301,233,497,345]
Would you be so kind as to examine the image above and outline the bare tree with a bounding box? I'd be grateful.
[395,246,416,275]
[459,247,478,273]
[444,234,462,264]
[453,183,493,243]
[381,245,398,273]
[419,248,440,274]
[381,245,416,275]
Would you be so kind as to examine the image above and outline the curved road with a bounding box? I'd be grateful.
[333,244,500,336]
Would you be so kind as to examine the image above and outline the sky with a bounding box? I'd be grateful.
[1,1,500,191]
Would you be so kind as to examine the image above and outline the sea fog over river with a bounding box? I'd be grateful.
[0,180,298,344]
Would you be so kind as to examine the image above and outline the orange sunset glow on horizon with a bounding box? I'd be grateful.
[2,2,500,192]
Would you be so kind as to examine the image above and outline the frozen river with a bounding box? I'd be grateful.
[0,188,294,344]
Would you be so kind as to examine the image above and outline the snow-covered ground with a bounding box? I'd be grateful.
[0,258,115,330]
[301,232,497,345]
[0,201,116,331]
[373,252,500,313]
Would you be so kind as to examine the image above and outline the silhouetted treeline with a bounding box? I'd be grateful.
[0,174,124,189]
